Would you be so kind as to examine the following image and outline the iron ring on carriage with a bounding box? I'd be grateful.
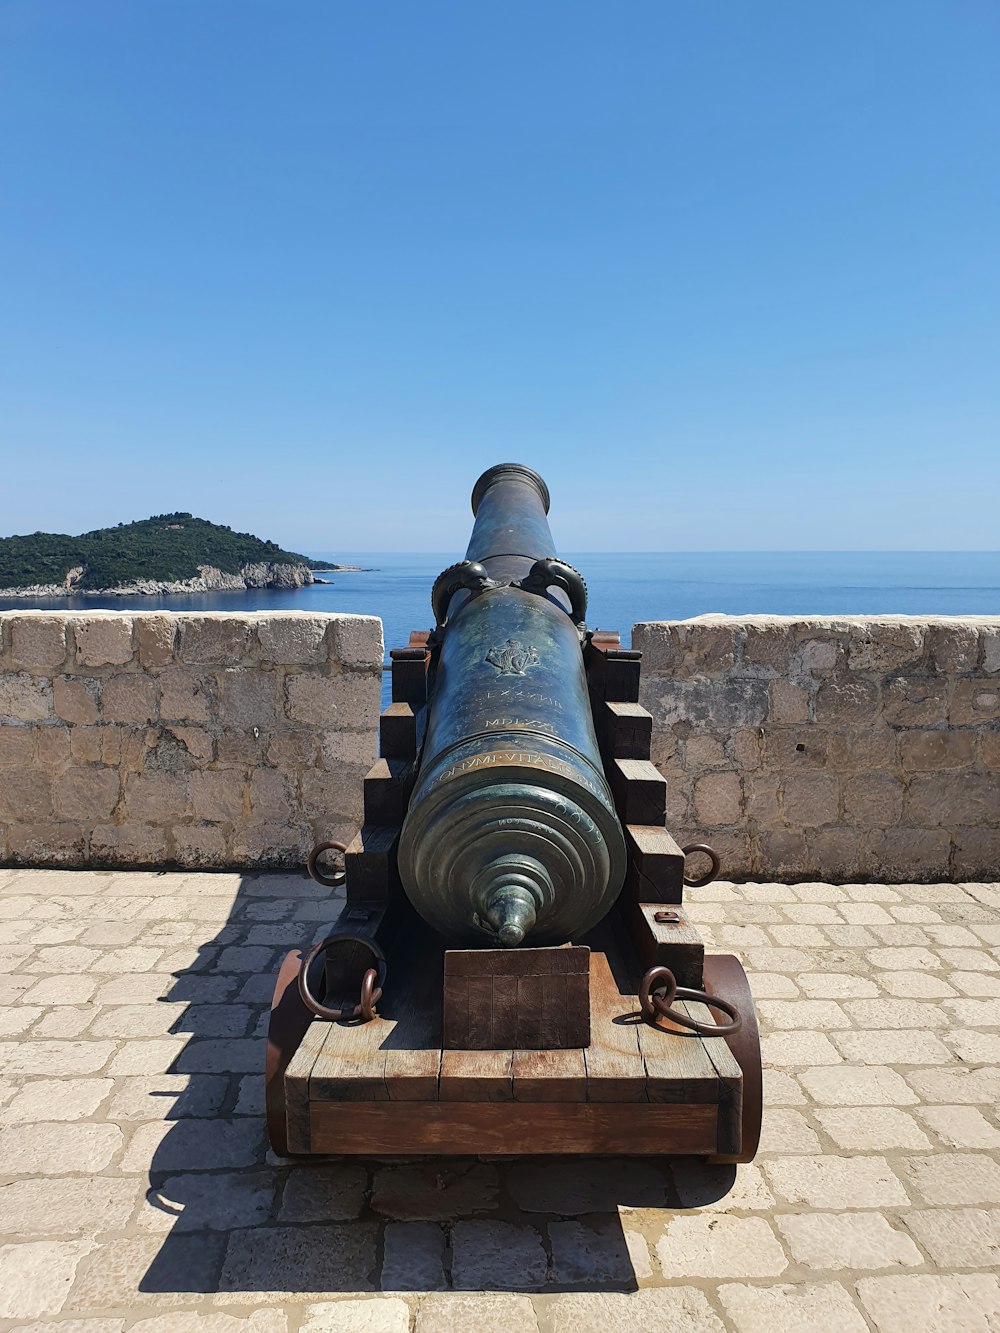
[297,932,386,1022]
[681,843,721,888]
[307,840,348,888]
[639,964,742,1037]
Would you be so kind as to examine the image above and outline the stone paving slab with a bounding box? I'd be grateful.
[0,869,998,1330]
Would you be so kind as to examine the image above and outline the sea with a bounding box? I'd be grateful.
[3,551,998,706]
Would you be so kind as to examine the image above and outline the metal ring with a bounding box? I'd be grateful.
[297,933,386,1022]
[307,840,348,888]
[639,964,742,1037]
[682,842,721,888]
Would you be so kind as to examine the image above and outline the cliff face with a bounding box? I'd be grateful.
[0,562,315,598]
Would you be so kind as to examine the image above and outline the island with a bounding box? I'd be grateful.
[0,513,353,598]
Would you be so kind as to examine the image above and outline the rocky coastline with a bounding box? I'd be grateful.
[0,561,319,599]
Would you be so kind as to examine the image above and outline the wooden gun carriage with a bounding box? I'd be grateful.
[266,466,762,1163]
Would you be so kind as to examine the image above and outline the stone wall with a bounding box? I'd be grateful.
[0,611,382,868]
[634,615,1000,882]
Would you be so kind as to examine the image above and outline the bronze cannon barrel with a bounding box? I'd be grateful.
[397,464,627,947]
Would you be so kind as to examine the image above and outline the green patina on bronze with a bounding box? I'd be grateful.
[397,464,627,947]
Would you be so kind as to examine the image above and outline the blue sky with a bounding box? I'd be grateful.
[1,1,998,553]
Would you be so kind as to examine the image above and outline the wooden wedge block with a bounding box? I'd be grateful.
[624,825,686,903]
[609,758,668,827]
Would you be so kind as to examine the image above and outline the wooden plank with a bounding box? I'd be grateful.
[307,1101,719,1155]
[363,758,415,826]
[624,824,685,904]
[594,699,653,761]
[622,903,705,988]
[632,983,723,1105]
[443,945,589,1049]
[389,646,430,705]
[308,1007,392,1102]
[583,950,647,1102]
[283,1018,331,1153]
[610,758,668,827]
[512,1048,587,1102]
[344,825,400,904]
[679,997,743,1157]
[379,702,426,759]
[439,1049,513,1102]
[381,939,443,1102]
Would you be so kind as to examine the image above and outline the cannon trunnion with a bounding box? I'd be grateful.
[266,466,762,1163]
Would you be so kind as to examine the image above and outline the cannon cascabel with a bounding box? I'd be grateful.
[397,464,627,947]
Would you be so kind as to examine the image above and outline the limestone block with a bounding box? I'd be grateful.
[219,666,280,727]
[90,822,169,864]
[54,768,121,821]
[769,679,809,722]
[332,614,384,669]
[631,622,681,673]
[981,732,1000,768]
[215,729,267,766]
[745,774,781,826]
[984,627,1000,674]
[0,1238,96,1320]
[883,676,948,726]
[728,727,762,770]
[124,772,191,823]
[101,674,158,724]
[813,677,879,726]
[953,828,1000,878]
[764,726,830,771]
[190,770,245,823]
[231,820,310,864]
[286,670,380,730]
[907,771,1000,826]
[898,729,974,771]
[926,622,979,673]
[685,734,727,768]
[0,724,35,767]
[867,828,951,879]
[842,773,904,827]
[159,668,214,723]
[256,614,329,664]
[782,773,838,826]
[761,828,808,876]
[646,678,769,731]
[809,826,862,878]
[179,615,250,664]
[827,725,897,771]
[74,616,134,667]
[249,769,292,821]
[7,822,88,866]
[857,1274,1000,1333]
[268,730,318,767]
[36,726,71,769]
[693,771,742,826]
[847,621,924,672]
[0,771,52,820]
[675,620,737,674]
[11,617,68,671]
[950,677,1000,725]
[795,637,839,673]
[0,672,52,722]
[743,622,794,673]
[135,615,176,667]
[166,725,214,762]
[53,676,100,724]
[301,769,361,819]
[719,1282,867,1333]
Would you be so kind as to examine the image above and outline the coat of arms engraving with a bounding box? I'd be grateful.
[485,639,540,676]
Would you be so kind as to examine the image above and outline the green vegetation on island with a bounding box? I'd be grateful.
[0,513,340,591]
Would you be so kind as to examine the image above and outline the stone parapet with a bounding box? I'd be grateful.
[0,611,382,869]
[634,615,1000,882]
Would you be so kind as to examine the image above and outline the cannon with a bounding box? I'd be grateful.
[266,465,762,1162]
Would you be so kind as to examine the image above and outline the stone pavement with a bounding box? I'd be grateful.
[1,869,999,1332]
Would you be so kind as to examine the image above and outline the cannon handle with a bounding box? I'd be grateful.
[431,560,496,629]
[518,558,588,629]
